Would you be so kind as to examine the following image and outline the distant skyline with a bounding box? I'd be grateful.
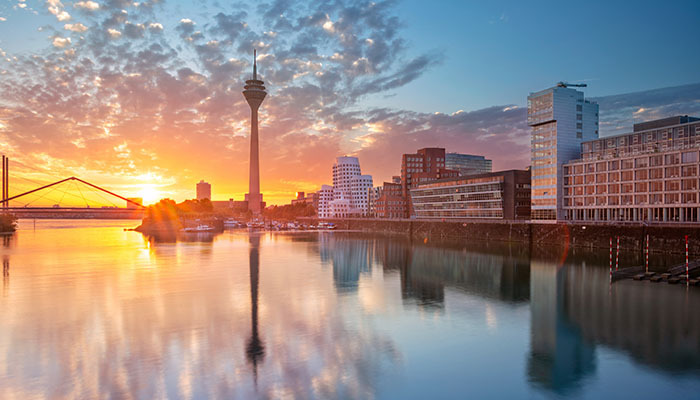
[0,0,699,205]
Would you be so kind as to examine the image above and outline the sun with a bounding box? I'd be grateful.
[137,185,161,205]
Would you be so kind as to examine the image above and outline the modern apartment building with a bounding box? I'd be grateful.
[528,84,599,221]
[410,170,531,220]
[196,180,211,200]
[368,186,383,216]
[401,148,459,217]
[375,182,406,219]
[562,116,700,223]
[317,185,334,219]
[445,153,492,176]
[318,156,373,218]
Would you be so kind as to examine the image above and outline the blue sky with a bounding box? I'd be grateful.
[367,0,700,112]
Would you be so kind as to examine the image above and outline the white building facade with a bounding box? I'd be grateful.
[317,185,335,219]
[318,156,373,218]
[528,85,599,221]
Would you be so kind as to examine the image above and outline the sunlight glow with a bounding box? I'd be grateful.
[137,185,161,205]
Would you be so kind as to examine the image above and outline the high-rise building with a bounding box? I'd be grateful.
[445,153,492,176]
[242,50,267,214]
[400,148,459,217]
[562,115,700,223]
[196,180,211,200]
[528,84,599,221]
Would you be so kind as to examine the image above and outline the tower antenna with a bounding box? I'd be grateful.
[253,49,257,80]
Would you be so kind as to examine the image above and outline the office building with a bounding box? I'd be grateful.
[410,170,531,219]
[562,115,700,223]
[196,180,211,200]
[445,153,492,176]
[401,148,459,217]
[528,84,599,221]
[375,182,406,219]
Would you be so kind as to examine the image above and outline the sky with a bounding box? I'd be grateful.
[0,0,699,206]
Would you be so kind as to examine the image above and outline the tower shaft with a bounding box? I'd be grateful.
[248,107,261,213]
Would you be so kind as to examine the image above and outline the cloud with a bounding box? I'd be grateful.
[64,22,87,32]
[107,28,121,38]
[591,83,700,136]
[1,0,698,205]
[52,36,71,47]
[74,1,99,11]
[148,22,163,32]
[47,0,71,21]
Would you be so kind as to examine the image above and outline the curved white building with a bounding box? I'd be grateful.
[318,156,373,218]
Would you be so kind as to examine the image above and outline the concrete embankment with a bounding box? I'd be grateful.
[321,219,700,255]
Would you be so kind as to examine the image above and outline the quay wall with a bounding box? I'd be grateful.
[323,218,700,255]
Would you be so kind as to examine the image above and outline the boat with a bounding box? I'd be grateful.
[182,224,215,232]
[223,218,241,227]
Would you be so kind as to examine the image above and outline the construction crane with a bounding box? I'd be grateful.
[556,81,587,88]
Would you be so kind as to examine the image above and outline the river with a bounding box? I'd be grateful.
[0,219,698,399]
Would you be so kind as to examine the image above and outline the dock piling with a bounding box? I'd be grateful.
[609,237,613,282]
[686,235,689,285]
[645,234,649,273]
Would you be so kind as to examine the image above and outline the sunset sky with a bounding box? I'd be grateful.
[1,0,700,205]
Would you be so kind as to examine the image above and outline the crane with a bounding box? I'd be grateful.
[556,81,587,88]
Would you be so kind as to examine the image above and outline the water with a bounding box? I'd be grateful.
[0,220,699,399]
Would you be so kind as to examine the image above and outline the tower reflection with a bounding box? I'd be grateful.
[246,234,265,384]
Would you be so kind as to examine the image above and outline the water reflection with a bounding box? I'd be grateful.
[0,221,698,398]
[246,234,264,384]
[372,238,531,308]
[527,259,596,394]
[318,234,373,293]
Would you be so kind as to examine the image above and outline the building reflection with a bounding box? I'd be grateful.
[563,263,700,373]
[246,234,264,384]
[527,245,700,394]
[527,259,595,394]
[318,234,372,293]
[373,238,531,308]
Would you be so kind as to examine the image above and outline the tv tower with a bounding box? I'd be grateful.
[242,50,267,214]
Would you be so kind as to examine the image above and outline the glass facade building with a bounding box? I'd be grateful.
[445,153,492,176]
[528,86,599,221]
[563,116,700,223]
[410,170,531,220]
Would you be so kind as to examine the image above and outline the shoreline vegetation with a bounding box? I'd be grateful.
[0,213,17,233]
[135,199,316,236]
[135,198,223,236]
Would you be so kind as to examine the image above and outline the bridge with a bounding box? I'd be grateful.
[1,155,146,219]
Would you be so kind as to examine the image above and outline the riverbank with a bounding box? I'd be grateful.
[0,213,17,233]
[315,218,700,255]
